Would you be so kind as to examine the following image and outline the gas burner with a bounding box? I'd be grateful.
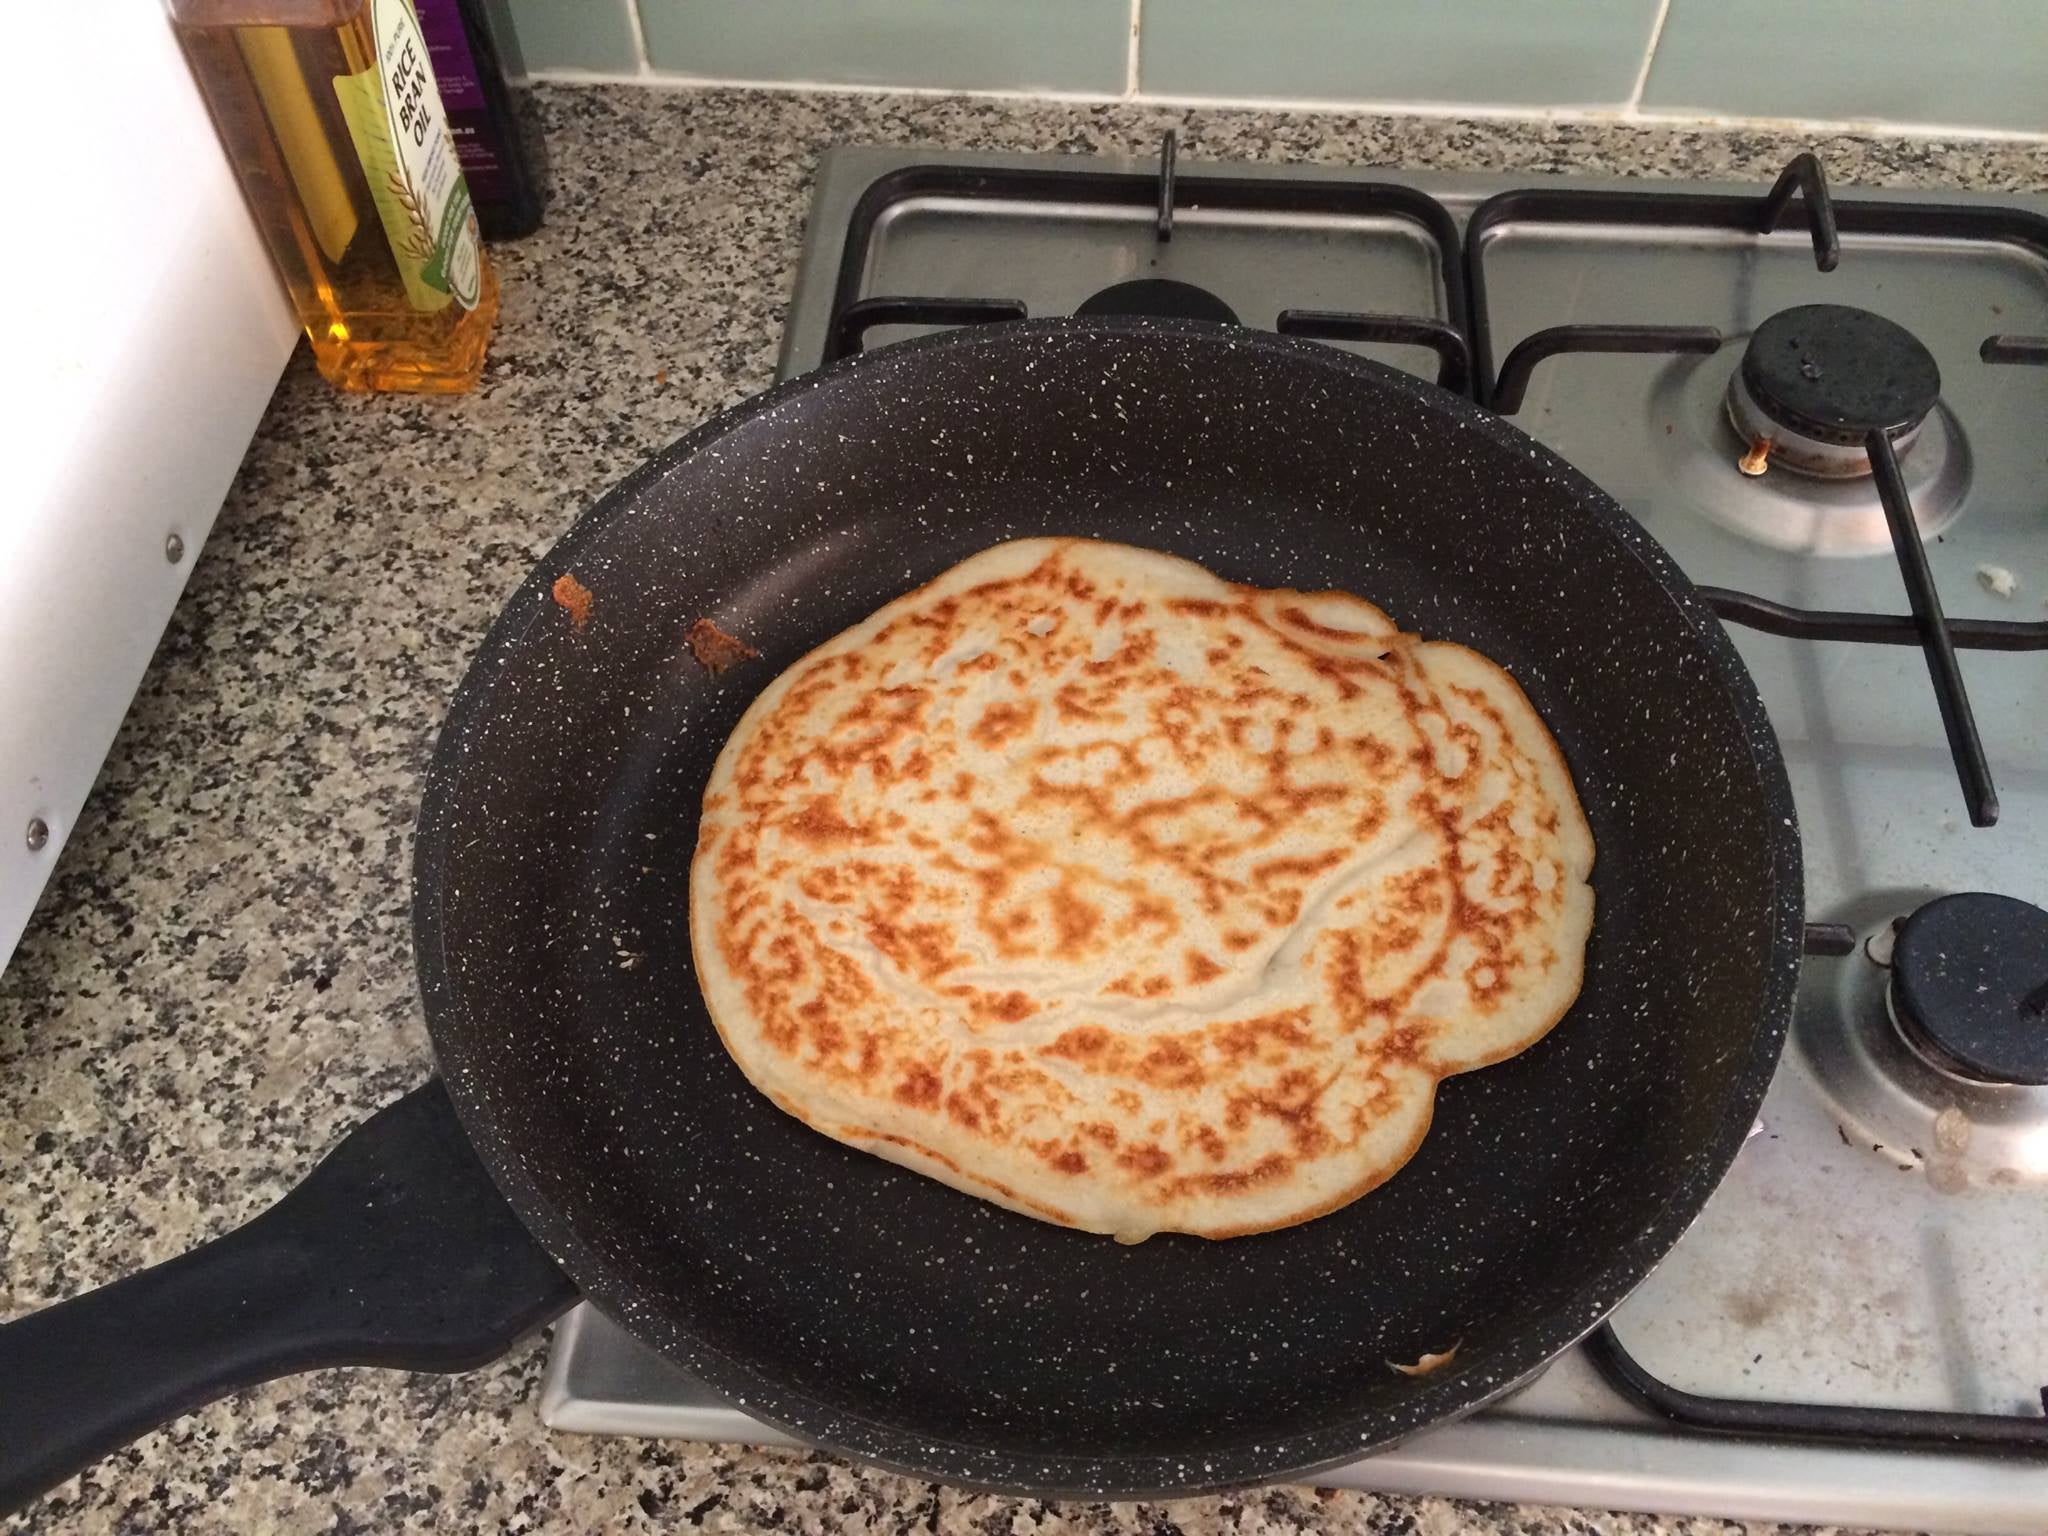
[1888,893,2048,1086]
[1649,348,1971,556]
[1074,277,1239,326]
[1793,893,2048,1190]
[1726,304,1942,478]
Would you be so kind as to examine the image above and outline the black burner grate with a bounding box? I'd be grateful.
[821,132,1469,387]
[1462,154,2048,827]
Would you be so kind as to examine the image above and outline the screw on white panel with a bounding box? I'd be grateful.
[165,533,186,563]
[26,818,49,852]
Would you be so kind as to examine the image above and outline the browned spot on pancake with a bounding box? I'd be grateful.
[864,916,961,981]
[1324,929,1372,1028]
[1137,1039,1204,1090]
[1367,921,1424,960]
[994,990,1035,1022]
[796,1000,846,1055]
[1036,1144,1089,1175]
[1164,1151,1292,1198]
[1251,850,1346,886]
[1118,1143,1171,1179]
[1123,893,1180,939]
[796,865,845,902]
[1389,864,1447,919]
[1052,679,1122,724]
[1212,1011,1315,1063]
[1277,603,1387,646]
[1149,685,1207,762]
[1185,950,1225,984]
[1352,795,1389,839]
[810,686,930,776]
[1083,627,1158,676]
[1050,884,1102,956]
[1222,929,1258,952]
[949,985,1036,1026]
[1257,889,1303,928]
[1045,1025,1111,1062]
[1080,1121,1119,1148]
[893,1065,942,1108]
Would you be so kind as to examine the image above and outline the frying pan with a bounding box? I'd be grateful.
[0,319,1802,1515]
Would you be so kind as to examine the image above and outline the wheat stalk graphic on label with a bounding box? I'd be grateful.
[387,169,437,262]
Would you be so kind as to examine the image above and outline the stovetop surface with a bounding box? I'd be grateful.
[547,145,2048,1534]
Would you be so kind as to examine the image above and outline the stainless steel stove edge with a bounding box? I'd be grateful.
[539,1303,2048,1534]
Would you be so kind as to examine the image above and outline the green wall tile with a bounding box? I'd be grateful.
[638,0,1130,93]
[1642,0,2048,133]
[1139,0,1665,107]
[503,0,641,74]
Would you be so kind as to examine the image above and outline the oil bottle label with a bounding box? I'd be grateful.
[332,0,483,312]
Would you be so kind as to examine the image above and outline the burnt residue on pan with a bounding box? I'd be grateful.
[413,317,1801,1498]
[551,572,594,631]
[684,618,759,676]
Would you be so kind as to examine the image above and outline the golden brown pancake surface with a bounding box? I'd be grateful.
[690,539,1594,1240]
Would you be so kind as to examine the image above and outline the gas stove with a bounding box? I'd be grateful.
[540,144,2048,1533]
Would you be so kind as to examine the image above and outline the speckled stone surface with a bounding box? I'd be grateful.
[3,82,2040,1534]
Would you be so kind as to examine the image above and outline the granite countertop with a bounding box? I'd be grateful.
[4,82,2042,1535]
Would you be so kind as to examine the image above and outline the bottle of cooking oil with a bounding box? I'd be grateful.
[169,0,498,392]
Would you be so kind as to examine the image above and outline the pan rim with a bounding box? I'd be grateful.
[412,315,1803,1496]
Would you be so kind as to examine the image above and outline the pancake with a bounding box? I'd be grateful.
[689,538,1594,1240]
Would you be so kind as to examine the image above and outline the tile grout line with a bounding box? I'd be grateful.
[1625,0,1674,113]
[1125,0,1143,99]
[520,67,2048,145]
[621,0,653,77]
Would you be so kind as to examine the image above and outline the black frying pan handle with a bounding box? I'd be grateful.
[0,1081,576,1518]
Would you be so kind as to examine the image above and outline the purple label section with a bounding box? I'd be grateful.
[414,0,486,111]
[411,0,514,202]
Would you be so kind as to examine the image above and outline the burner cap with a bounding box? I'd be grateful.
[1739,304,1941,446]
[1074,278,1239,326]
[1889,893,2048,1086]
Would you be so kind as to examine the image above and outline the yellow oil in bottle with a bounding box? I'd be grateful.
[170,0,497,392]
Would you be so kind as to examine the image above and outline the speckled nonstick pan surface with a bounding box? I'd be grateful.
[413,317,1803,1497]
